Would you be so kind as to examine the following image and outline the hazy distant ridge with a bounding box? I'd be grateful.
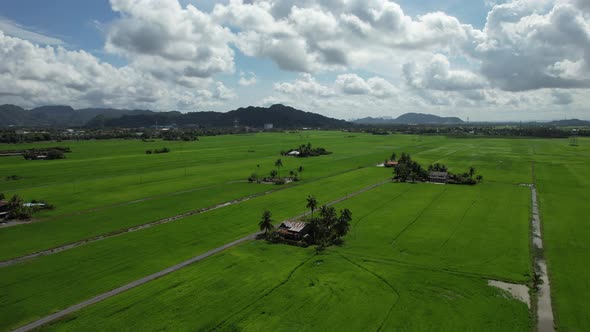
[354,113,464,125]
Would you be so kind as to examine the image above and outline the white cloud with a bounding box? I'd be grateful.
[0,31,233,110]
[238,71,257,86]
[475,1,590,91]
[106,0,235,84]
[274,73,334,97]
[0,17,65,45]
[403,54,486,91]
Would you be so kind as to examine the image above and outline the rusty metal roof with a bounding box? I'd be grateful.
[279,220,308,233]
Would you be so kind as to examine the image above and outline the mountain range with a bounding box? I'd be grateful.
[353,113,464,125]
[1,104,588,128]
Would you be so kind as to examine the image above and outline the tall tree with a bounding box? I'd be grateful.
[391,152,396,161]
[259,210,274,235]
[275,159,283,178]
[334,209,352,238]
[469,166,476,178]
[306,195,318,219]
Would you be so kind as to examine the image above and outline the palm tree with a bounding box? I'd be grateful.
[391,152,396,161]
[334,209,352,238]
[259,210,274,235]
[275,159,283,179]
[469,166,476,178]
[306,195,318,219]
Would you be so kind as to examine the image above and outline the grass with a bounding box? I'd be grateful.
[0,132,587,331]
[534,139,590,331]
[40,180,531,331]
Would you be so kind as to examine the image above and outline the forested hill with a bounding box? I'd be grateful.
[0,104,152,127]
[354,113,464,125]
[91,104,348,129]
[0,104,348,129]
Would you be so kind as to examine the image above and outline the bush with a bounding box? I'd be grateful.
[248,173,259,183]
[46,149,65,160]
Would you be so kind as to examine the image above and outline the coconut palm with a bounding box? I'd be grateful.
[306,195,318,219]
[275,159,283,178]
[259,210,274,235]
[333,209,352,238]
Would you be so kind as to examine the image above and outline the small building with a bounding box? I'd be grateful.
[385,161,399,167]
[277,221,310,240]
[264,123,274,129]
[0,200,9,219]
[429,171,449,183]
[287,150,300,156]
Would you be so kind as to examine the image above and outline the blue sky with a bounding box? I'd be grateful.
[0,0,588,121]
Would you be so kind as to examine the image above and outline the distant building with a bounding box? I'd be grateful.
[385,161,399,167]
[429,171,449,183]
[277,221,310,240]
[287,150,300,156]
[0,200,9,219]
[264,123,274,129]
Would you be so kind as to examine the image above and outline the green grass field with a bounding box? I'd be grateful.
[0,132,588,331]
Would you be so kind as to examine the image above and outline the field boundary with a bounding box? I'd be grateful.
[10,177,392,332]
[1,162,379,228]
[0,166,385,267]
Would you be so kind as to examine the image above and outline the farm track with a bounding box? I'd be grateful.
[528,161,556,332]
[0,190,276,268]
[11,177,392,332]
[1,162,379,228]
[0,165,384,267]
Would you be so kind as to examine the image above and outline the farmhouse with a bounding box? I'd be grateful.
[429,171,449,183]
[277,220,310,240]
[0,200,9,219]
[385,161,399,167]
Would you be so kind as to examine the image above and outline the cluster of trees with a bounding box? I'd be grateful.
[161,130,199,141]
[0,194,54,220]
[448,167,483,184]
[389,152,482,185]
[22,148,68,160]
[305,195,352,249]
[392,152,429,182]
[281,143,332,158]
[145,147,170,154]
[258,195,352,249]
[248,159,304,185]
[4,175,22,181]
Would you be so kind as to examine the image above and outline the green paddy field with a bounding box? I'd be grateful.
[0,131,588,331]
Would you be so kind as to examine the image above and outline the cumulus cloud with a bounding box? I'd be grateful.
[0,31,233,110]
[211,0,476,72]
[107,0,235,84]
[335,74,397,97]
[403,54,486,91]
[238,71,257,86]
[475,1,590,91]
[274,73,334,97]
